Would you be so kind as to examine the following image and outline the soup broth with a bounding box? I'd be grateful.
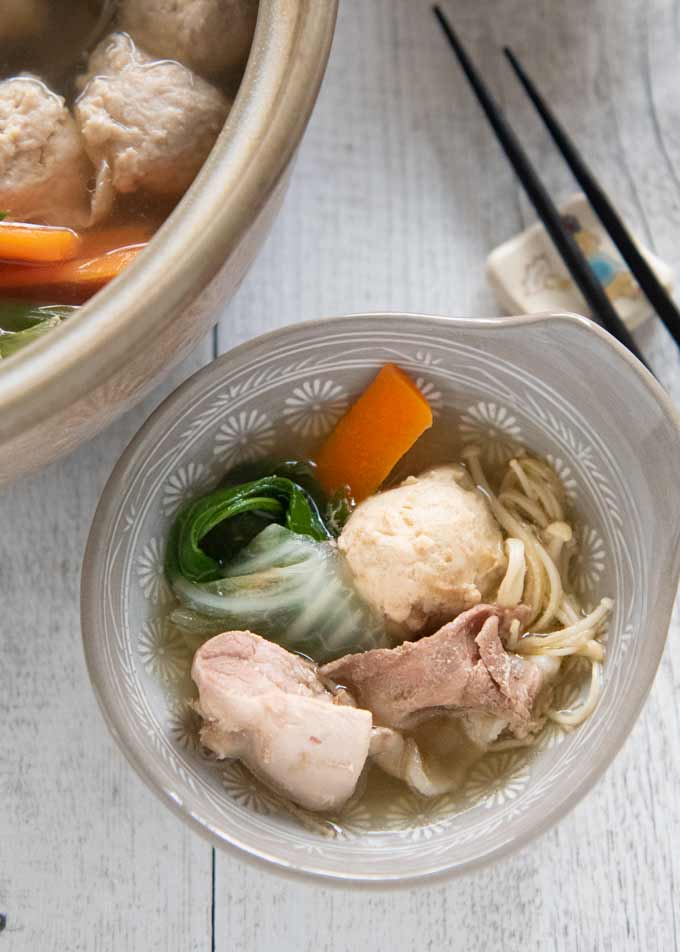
[0,0,254,351]
[0,1,114,89]
[158,374,611,836]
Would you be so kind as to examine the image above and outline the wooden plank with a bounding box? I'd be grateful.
[0,345,214,951]
[215,1,680,949]
[2,0,679,948]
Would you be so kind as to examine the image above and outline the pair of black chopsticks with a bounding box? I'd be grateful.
[433,5,680,370]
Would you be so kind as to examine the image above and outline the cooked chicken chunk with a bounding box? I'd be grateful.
[369,718,487,797]
[192,631,373,813]
[75,33,231,200]
[0,76,107,228]
[338,466,507,635]
[369,726,459,797]
[119,0,258,77]
[321,604,551,738]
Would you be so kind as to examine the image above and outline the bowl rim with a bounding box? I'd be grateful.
[0,0,339,442]
[81,310,680,887]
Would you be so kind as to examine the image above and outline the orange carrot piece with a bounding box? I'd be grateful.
[0,245,145,301]
[0,222,82,264]
[315,363,433,502]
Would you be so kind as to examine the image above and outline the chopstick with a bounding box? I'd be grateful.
[431,5,648,368]
[503,46,680,351]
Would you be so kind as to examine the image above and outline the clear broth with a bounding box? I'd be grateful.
[0,1,236,308]
[159,451,600,837]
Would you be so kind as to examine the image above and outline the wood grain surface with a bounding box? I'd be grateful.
[2,1,679,949]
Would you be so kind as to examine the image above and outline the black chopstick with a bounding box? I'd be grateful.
[431,5,648,368]
[503,46,680,352]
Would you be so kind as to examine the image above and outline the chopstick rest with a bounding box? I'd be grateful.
[487,193,674,329]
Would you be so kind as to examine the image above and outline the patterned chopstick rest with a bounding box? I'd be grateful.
[487,192,673,330]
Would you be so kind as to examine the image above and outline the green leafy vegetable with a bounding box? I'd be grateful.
[0,212,7,222]
[220,458,327,507]
[325,487,355,535]
[166,475,332,585]
[169,524,388,662]
[220,458,354,538]
[0,300,76,358]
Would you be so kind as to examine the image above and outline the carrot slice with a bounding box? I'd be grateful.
[315,363,433,502]
[0,245,145,303]
[0,222,82,264]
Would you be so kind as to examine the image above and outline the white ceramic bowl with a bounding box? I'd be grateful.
[81,312,680,885]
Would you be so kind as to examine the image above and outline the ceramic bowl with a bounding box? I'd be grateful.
[0,0,337,487]
[81,312,680,885]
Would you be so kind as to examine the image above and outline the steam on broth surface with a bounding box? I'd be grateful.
[159,365,612,833]
[0,0,256,356]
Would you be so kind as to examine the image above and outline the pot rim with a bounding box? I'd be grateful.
[0,0,339,441]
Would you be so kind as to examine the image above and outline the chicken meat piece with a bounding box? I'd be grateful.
[75,33,231,200]
[338,465,507,636]
[119,0,258,78]
[321,604,552,738]
[369,716,488,796]
[0,76,108,228]
[192,630,373,813]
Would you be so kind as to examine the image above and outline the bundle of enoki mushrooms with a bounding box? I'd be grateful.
[463,446,612,739]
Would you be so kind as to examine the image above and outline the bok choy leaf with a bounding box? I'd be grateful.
[0,300,76,358]
[220,458,327,507]
[166,475,332,585]
[168,524,389,662]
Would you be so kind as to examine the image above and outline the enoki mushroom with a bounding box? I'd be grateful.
[463,446,612,734]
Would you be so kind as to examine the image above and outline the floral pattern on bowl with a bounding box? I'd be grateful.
[81,312,680,884]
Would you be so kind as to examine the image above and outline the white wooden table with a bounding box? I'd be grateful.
[2,1,680,948]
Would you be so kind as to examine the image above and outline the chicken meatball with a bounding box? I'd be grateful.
[119,0,258,77]
[75,33,231,200]
[338,465,507,635]
[0,76,105,229]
